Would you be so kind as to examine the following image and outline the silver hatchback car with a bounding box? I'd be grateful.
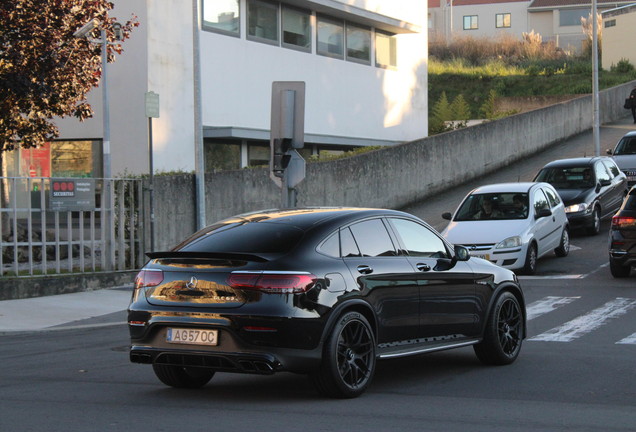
[441,182,569,275]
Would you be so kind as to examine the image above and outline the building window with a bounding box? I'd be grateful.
[375,30,397,70]
[428,13,433,29]
[317,15,344,58]
[346,23,371,64]
[496,13,511,28]
[281,7,311,52]
[247,0,279,45]
[559,8,588,27]
[204,141,241,172]
[463,15,478,30]
[605,19,616,28]
[202,0,240,36]
[247,143,269,167]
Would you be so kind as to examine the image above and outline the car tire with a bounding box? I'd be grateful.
[522,243,537,275]
[554,227,570,257]
[586,207,601,236]
[474,291,523,366]
[152,364,215,388]
[609,259,631,278]
[310,311,376,399]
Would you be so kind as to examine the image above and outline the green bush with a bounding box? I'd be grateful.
[611,58,635,74]
[526,64,540,76]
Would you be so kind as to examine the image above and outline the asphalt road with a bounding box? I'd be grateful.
[1,117,636,431]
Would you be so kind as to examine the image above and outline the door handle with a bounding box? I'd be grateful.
[357,265,373,274]
[552,216,556,222]
[416,263,431,272]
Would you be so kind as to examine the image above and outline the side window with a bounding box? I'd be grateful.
[595,162,611,182]
[543,187,561,208]
[533,189,550,214]
[390,218,449,258]
[603,160,621,178]
[340,227,360,258]
[348,219,396,257]
[318,232,339,258]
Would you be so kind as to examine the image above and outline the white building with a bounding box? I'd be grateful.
[602,3,636,71]
[10,0,428,179]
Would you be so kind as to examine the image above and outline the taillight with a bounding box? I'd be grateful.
[612,215,636,227]
[134,269,164,289]
[227,273,316,293]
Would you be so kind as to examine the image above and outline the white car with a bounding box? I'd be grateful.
[441,182,569,275]
[607,131,636,188]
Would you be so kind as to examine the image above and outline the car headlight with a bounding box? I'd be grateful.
[565,203,588,213]
[496,236,522,249]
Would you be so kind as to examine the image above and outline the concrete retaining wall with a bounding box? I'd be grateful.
[145,80,635,252]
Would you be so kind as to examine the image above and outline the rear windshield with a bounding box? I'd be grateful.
[534,167,594,189]
[172,222,304,255]
[625,193,636,211]
[454,193,529,221]
[614,137,636,155]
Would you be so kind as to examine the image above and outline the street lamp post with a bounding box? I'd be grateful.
[592,0,600,157]
[74,19,122,270]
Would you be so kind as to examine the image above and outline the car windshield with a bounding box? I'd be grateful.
[172,221,304,254]
[614,137,636,155]
[454,193,529,221]
[534,167,594,189]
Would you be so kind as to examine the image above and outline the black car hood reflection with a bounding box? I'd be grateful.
[554,188,593,206]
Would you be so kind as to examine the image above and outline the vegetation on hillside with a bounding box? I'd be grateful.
[428,29,636,135]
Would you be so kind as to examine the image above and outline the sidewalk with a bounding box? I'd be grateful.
[0,286,132,332]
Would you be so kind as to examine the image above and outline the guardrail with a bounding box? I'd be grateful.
[0,177,145,277]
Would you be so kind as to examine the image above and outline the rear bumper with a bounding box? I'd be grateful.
[129,345,322,374]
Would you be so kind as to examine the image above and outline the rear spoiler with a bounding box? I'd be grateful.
[145,251,269,263]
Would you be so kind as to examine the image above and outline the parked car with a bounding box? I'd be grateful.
[128,208,526,398]
[607,131,636,188]
[441,183,569,275]
[608,187,636,278]
[533,157,627,235]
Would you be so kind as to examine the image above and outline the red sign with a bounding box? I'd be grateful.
[52,180,75,197]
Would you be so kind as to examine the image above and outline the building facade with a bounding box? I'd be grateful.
[602,3,636,70]
[8,0,428,179]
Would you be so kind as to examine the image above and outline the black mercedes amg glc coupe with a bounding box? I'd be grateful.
[128,208,526,398]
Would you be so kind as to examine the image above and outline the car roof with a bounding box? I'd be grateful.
[218,207,413,231]
[621,131,636,139]
[540,157,610,169]
[470,182,538,194]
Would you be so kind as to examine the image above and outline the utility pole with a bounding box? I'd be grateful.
[592,0,600,157]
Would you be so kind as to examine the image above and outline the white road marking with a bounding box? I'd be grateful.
[616,333,636,345]
[526,296,580,321]
[519,275,584,280]
[530,298,636,342]
[569,245,582,251]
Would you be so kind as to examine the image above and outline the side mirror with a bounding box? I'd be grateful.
[442,212,452,221]
[454,245,470,261]
[535,208,552,219]
[600,179,612,187]
[606,149,613,155]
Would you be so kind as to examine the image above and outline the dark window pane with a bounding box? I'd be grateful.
[340,227,360,257]
[174,222,303,254]
[595,162,611,182]
[533,190,549,214]
[205,142,240,171]
[282,7,310,49]
[349,219,396,257]
[319,232,340,258]
[543,188,560,207]
[248,0,278,42]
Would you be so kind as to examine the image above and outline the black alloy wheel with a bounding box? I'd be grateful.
[523,243,537,275]
[474,291,523,365]
[152,364,215,388]
[311,311,376,398]
[587,207,601,236]
[610,259,632,278]
[555,227,570,257]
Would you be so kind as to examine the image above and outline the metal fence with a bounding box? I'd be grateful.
[0,177,145,277]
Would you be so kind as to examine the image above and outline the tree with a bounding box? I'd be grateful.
[0,0,138,235]
[0,0,138,151]
[581,13,602,61]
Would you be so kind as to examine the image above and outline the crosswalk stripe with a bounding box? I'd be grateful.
[529,298,636,342]
[616,333,636,345]
[526,296,580,321]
